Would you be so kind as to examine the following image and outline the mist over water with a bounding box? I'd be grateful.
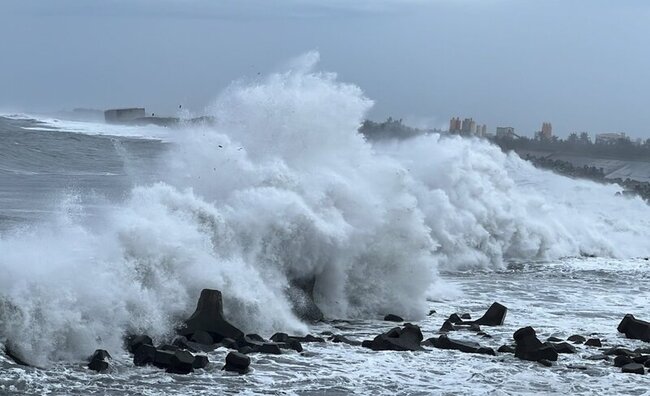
[1,52,650,366]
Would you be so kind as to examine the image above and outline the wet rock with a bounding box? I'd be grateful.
[192,354,209,369]
[513,327,558,362]
[134,347,201,374]
[549,342,577,354]
[621,362,645,374]
[166,350,195,374]
[152,349,176,369]
[635,347,650,354]
[190,330,214,345]
[240,336,283,355]
[614,356,634,367]
[286,340,304,352]
[585,354,609,361]
[237,346,254,354]
[172,336,216,353]
[633,355,650,364]
[469,323,481,332]
[460,313,471,320]
[603,347,637,357]
[223,351,250,374]
[617,314,650,342]
[158,344,180,352]
[257,343,282,355]
[270,333,325,343]
[645,360,650,368]
[245,334,266,343]
[478,332,492,339]
[220,338,239,350]
[270,333,290,343]
[179,289,244,343]
[567,335,586,344]
[428,310,436,316]
[498,345,515,353]
[547,336,563,343]
[424,335,495,355]
[126,334,153,354]
[472,302,508,326]
[133,344,157,366]
[362,324,424,352]
[447,313,463,324]
[296,334,326,343]
[439,320,456,332]
[361,340,373,349]
[88,349,111,372]
[329,335,361,346]
[584,338,602,347]
[538,359,553,367]
[384,314,404,322]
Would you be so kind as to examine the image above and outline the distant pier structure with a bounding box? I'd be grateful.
[104,108,146,123]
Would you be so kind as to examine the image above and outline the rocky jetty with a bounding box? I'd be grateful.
[26,291,650,380]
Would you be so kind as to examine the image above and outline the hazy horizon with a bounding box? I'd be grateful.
[2,0,650,138]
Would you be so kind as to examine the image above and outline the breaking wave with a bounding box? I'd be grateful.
[1,51,650,365]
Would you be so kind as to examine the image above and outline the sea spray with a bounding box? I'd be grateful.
[375,133,650,267]
[2,52,650,365]
[0,52,438,365]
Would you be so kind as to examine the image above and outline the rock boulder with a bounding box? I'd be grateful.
[618,314,650,342]
[179,289,244,343]
[513,326,558,362]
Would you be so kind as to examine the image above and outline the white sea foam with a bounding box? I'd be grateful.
[1,52,650,366]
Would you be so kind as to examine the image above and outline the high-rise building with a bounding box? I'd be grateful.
[450,117,486,137]
[449,117,462,133]
[461,118,476,135]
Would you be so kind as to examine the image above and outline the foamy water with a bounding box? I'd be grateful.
[1,258,649,395]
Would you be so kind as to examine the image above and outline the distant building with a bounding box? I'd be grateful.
[449,116,487,137]
[540,122,553,140]
[595,132,628,144]
[449,117,462,133]
[104,108,146,123]
[461,118,476,135]
[496,126,515,139]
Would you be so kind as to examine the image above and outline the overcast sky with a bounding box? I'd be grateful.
[1,0,650,137]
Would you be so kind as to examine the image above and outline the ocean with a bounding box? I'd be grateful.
[1,54,650,395]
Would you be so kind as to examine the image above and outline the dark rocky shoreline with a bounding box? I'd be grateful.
[3,289,627,379]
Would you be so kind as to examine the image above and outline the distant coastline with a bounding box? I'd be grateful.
[360,117,650,202]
